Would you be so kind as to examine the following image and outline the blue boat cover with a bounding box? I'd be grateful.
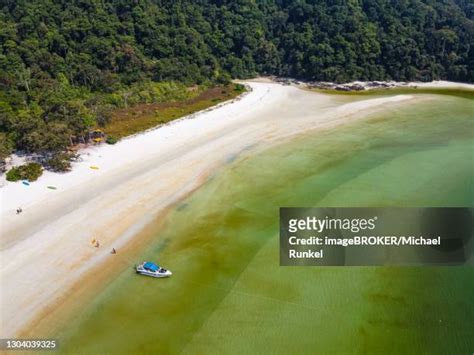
[143,262,159,271]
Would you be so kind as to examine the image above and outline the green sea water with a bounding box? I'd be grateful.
[57,92,473,354]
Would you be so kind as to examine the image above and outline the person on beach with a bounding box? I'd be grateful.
[16,207,22,215]
[95,240,100,248]
[111,248,116,254]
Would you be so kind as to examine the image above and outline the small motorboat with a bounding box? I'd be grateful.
[136,262,172,278]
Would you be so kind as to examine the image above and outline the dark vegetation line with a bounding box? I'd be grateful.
[0,0,472,176]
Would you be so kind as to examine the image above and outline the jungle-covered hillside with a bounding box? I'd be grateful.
[0,0,472,161]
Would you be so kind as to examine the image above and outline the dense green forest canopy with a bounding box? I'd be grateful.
[0,0,473,160]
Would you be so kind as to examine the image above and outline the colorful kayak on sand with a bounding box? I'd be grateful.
[90,166,99,170]
[22,181,30,186]
[47,186,57,190]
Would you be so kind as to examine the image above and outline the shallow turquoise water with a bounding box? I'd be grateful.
[57,93,473,354]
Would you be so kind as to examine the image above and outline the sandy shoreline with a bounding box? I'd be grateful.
[0,80,472,337]
[273,77,474,91]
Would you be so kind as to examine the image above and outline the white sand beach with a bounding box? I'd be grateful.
[296,78,474,91]
[0,80,469,336]
[406,80,474,90]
